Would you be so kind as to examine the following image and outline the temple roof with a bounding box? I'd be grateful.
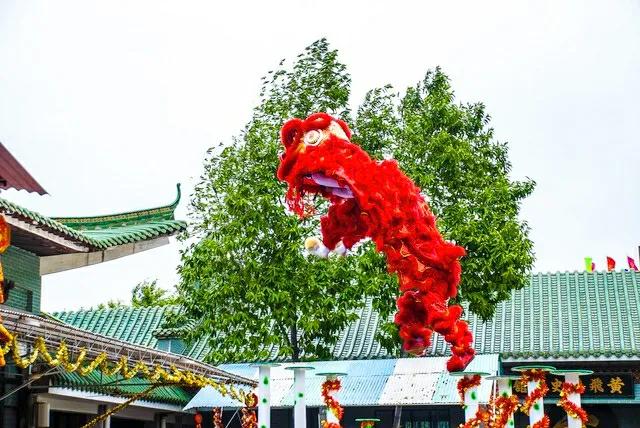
[55,271,640,364]
[3,307,254,407]
[53,184,181,231]
[0,184,186,256]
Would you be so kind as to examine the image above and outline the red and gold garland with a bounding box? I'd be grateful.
[460,407,490,428]
[321,378,344,428]
[194,412,203,428]
[457,375,482,404]
[490,393,519,428]
[519,370,549,428]
[455,375,488,428]
[557,382,587,424]
[359,421,375,428]
[212,407,223,428]
[241,393,258,428]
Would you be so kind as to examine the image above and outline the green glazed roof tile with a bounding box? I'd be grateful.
[0,185,185,250]
[0,197,102,248]
[54,369,192,405]
[54,306,178,349]
[53,184,182,230]
[54,271,640,363]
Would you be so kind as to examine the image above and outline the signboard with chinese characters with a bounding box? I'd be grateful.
[513,373,634,398]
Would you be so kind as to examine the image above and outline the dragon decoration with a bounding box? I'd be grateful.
[277,112,475,372]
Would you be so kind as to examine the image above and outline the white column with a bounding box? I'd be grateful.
[496,378,515,428]
[564,373,582,428]
[463,376,481,422]
[257,365,272,428]
[325,375,340,425]
[289,367,313,428]
[527,378,544,425]
[97,405,111,428]
[512,366,555,428]
[36,400,50,428]
[159,415,168,428]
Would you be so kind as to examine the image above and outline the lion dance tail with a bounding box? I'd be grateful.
[391,244,475,372]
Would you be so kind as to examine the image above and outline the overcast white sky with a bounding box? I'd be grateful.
[0,1,638,312]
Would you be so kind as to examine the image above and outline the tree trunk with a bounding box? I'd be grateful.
[291,323,300,362]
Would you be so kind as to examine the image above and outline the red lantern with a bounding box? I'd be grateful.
[0,215,9,254]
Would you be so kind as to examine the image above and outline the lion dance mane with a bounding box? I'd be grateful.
[276,112,475,372]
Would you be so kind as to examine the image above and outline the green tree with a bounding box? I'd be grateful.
[356,70,535,318]
[177,39,534,363]
[131,279,177,307]
[96,299,126,310]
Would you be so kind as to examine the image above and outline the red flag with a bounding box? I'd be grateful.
[607,257,616,271]
[628,257,639,271]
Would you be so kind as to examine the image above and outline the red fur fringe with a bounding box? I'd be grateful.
[278,113,474,371]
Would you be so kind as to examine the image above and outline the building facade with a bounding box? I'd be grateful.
[56,271,640,428]
[0,182,253,428]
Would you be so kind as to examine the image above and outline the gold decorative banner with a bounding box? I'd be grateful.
[0,333,247,402]
[514,373,633,398]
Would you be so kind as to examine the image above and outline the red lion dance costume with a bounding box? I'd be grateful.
[277,113,475,371]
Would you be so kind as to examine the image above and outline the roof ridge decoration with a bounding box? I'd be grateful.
[53,184,182,230]
[0,185,186,255]
[0,196,101,248]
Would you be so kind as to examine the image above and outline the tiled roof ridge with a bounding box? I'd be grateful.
[53,184,181,230]
[52,304,179,320]
[0,196,103,248]
[54,270,640,363]
[0,186,186,250]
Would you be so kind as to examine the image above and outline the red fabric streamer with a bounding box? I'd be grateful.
[607,257,616,271]
[277,113,474,372]
[320,378,344,428]
[628,256,639,271]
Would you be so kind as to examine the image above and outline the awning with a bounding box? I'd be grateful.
[184,354,499,410]
[0,142,47,195]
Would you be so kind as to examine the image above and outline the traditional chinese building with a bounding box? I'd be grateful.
[0,143,254,428]
[55,271,640,428]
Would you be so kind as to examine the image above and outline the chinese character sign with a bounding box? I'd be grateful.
[514,373,633,398]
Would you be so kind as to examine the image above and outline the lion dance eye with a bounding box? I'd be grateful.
[303,130,322,146]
